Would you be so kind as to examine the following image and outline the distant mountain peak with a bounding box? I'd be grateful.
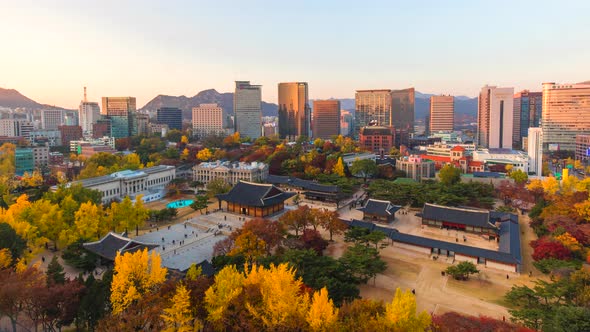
[0,87,70,110]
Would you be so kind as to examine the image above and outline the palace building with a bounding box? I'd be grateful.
[216,181,295,217]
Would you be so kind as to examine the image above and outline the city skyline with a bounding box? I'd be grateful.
[1,1,589,108]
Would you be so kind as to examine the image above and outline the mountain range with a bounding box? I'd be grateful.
[0,87,70,110]
[0,87,478,120]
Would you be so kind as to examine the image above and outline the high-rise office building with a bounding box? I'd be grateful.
[541,82,590,151]
[429,95,454,133]
[391,88,415,134]
[192,103,224,138]
[79,87,101,136]
[234,81,262,139]
[312,100,341,139]
[354,89,392,138]
[477,85,514,149]
[278,82,311,140]
[513,90,542,149]
[340,110,353,136]
[157,107,183,131]
[527,127,543,176]
[135,114,150,136]
[101,97,136,138]
[41,109,65,130]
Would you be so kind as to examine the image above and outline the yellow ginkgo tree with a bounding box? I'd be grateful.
[110,248,167,314]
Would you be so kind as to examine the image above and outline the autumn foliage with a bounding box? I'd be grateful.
[531,237,573,261]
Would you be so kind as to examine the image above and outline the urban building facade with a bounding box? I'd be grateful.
[472,148,529,172]
[101,97,136,138]
[79,88,101,136]
[396,155,435,181]
[312,100,340,139]
[354,89,392,138]
[41,110,65,130]
[192,103,224,138]
[477,85,514,149]
[359,126,395,155]
[64,165,176,204]
[29,129,61,147]
[192,161,269,185]
[541,82,590,151]
[135,113,150,136]
[157,107,182,131]
[92,119,111,138]
[58,125,83,146]
[15,148,34,175]
[340,110,353,136]
[528,128,543,176]
[0,119,33,141]
[513,90,542,149]
[391,88,415,146]
[278,82,310,140]
[234,81,262,139]
[575,134,590,166]
[429,95,454,132]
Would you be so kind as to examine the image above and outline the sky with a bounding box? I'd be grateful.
[1,0,589,109]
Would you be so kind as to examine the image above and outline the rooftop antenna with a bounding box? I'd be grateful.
[83,86,87,102]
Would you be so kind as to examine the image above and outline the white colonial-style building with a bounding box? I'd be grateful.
[192,161,268,185]
[57,165,176,204]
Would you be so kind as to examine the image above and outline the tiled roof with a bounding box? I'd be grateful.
[451,146,466,152]
[422,155,451,162]
[266,175,339,193]
[217,180,295,207]
[422,203,497,229]
[83,232,159,260]
[345,219,521,265]
[358,199,401,217]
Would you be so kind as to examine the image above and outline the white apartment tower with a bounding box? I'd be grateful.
[79,87,101,136]
[41,109,65,130]
[477,85,514,149]
[234,81,262,139]
[192,103,224,137]
[527,127,543,176]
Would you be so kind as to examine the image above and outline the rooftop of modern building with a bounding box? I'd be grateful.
[360,126,395,135]
[194,160,267,170]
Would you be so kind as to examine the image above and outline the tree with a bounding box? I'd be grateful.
[432,312,533,332]
[445,261,479,280]
[307,287,338,332]
[46,256,66,285]
[0,249,11,269]
[317,210,346,241]
[300,229,328,254]
[161,283,197,332]
[229,230,266,264]
[389,147,401,158]
[279,205,312,236]
[542,176,560,196]
[333,157,345,177]
[509,169,529,184]
[241,218,285,254]
[197,148,213,161]
[186,263,203,280]
[439,164,461,186]
[180,135,189,144]
[351,158,378,182]
[382,288,431,331]
[531,237,573,261]
[74,201,104,240]
[0,223,26,262]
[204,265,245,326]
[110,249,167,314]
[340,244,387,284]
[206,178,231,202]
[190,195,210,213]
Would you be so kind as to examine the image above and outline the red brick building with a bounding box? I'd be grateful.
[422,146,484,173]
[58,125,83,146]
[359,126,395,155]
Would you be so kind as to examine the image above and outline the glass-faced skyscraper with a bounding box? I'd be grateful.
[354,89,392,139]
[513,90,542,149]
[157,107,183,131]
[234,81,262,139]
[278,82,310,140]
[101,97,136,138]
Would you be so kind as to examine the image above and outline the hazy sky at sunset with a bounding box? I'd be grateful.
[1,0,589,108]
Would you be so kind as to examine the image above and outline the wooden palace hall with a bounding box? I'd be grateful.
[216,180,295,217]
